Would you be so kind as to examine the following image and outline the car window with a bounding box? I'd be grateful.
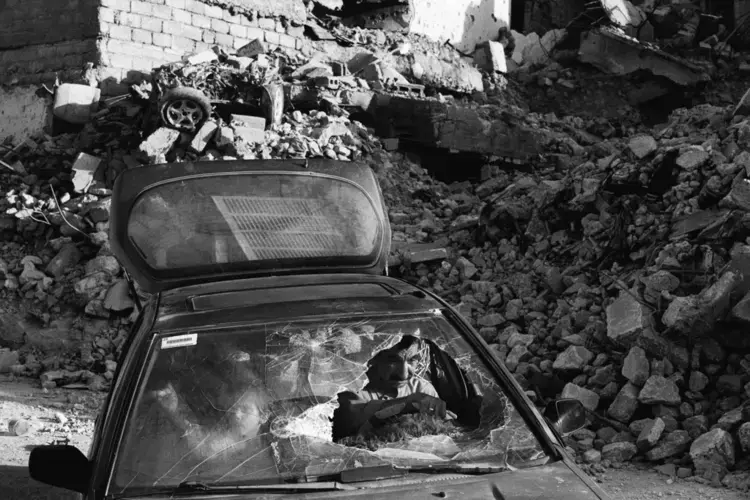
[109,312,545,495]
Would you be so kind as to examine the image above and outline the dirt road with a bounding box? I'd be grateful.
[0,375,745,500]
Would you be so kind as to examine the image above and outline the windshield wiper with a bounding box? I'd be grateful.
[113,480,355,498]
[306,463,508,485]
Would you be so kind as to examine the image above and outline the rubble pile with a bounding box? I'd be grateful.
[0,21,749,490]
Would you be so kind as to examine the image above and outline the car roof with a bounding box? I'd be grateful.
[150,274,445,333]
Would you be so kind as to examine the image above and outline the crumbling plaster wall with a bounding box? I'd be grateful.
[409,0,511,53]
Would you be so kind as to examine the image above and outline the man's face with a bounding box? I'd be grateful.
[372,342,423,388]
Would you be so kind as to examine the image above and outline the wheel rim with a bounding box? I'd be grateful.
[163,98,204,130]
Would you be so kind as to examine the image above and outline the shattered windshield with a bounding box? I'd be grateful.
[111,313,545,495]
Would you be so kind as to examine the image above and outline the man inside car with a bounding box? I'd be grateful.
[332,335,456,440]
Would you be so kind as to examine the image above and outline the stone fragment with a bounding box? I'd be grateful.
[226,56,253,70]
[602,442,637,463]
[628,135,657,159]
[688,371,709,392]
[690,429,735,482]
[237,38,266,58]
[715,407,744,431]
[561,383,600,411]
[583,449,601,463]
[473,41,507,73]
[0,349,19,373]
[677,467,692,479]
[606,293,652,346]
[553,346,594,372]
[45,243,82,278]
[676,148,709,170]
[104,279,135,312]
[622,346,650,386]
[645,430,691,461]
[184,50,218,65]
[608,382,640,423]
[683,415,709,439]
[504,345,529,372]
[507,331,534,348]
[636,417,665,451]
[638,375,681,405]
[138,127,180,163]
[655,463,676,477]
[71,152,102,193]
[189,120,218,153]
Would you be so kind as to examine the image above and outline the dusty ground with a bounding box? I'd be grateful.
[0,375,745,500]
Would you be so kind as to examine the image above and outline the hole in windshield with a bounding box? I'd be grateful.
[111,314,545,495]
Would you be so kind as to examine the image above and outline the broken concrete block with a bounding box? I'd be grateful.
[606,293,652,346]
[71,152,102,194]
[183,50,219,65]
[473,41,507,73]
[189,120,219,154]
[214,125,235,149]
[231,114,266,145]
[522,29,565,67]
[53,83,101,124]
[628,135,657,159]
[237,39,265,58]
[137,127,180,164]
[226,56,253,70]
[231,114,266,129]
[601,0,647,28]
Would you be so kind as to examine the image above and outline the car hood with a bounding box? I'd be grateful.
[124,461,608,500]
[110,159,392,294]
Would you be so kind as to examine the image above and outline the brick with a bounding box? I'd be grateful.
[172,8,191,24]
[162,20,183,34]
[223,12,243,24]
[117,13,142,28]
[109,24,132,41]
[98,21,111,34]
[286,24,304,38]
[278,33,296,49]
[164,0,185,8]
[229,24,246,38]
[185,0,205,15]
[240,15,259,27]
[130,0,152,16]
[182,24,202,41]
[108,53,133,69]
[140,17,163,33]
[132,28,152,44]
[189,120,219,153]
[171,35,195,52]
[264,30,280,46]
[100,7,116,23]
[202,31,215,43]
[232,38,249,50]
[101,0,131,11]
[245,27,264,41]
[275,20,285,33]
[192,14,210,29]
[258,17,274,30]
[211,18,229,33]
[203,4,224,18]
[152,5,172,19]
[214,33,233,47]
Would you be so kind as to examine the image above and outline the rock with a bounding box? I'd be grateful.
[645,430,691,461]
[504,344,530,372]
[636,417,665,451]
[507,331,534,348]
[689,371,709,392]
[716,374,743,394]
[602,442,637,463]
[237,38,266,58]
[583,449,602,463]
[638,375,681,405]
[662,296,702,334]
[561,383,600,411]
[690,429,735,482]
[606,293,652,346]
[85,256,121,277]
[478,313,505,327]
[715,407,744,431]
[737,422,750,453]
[683,415,709,439]
[677,467,692,479]
[608,382,640,423]
[138,127,180,163]
[676,148,709,170]
[553,345,594,372]
[103,279,135,312]
[189,120,219,153]
[628,135,657,159]
[655,463,676,477]
[45,243,82,278]
[622,346,650,386]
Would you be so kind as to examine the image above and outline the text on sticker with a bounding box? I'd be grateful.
[161,334,198,349]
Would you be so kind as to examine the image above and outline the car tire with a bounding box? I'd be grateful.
[159,86,212,132]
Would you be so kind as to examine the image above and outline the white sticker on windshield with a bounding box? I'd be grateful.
[161,334,197,349]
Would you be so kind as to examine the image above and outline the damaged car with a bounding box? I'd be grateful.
[28,159,611,499]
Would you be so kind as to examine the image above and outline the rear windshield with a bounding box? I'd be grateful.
[127,173,383,273]
[110,313,545,496]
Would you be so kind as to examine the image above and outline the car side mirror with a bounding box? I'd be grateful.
[543,398,587,437]
[28,445,91,494]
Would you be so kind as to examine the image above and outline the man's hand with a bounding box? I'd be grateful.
[406,393,455,419]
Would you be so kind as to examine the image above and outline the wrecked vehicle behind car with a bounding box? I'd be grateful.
[28,159,610,499]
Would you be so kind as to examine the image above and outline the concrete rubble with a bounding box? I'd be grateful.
[0,7,749,492]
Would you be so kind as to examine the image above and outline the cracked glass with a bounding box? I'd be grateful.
[111,313,545,495]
